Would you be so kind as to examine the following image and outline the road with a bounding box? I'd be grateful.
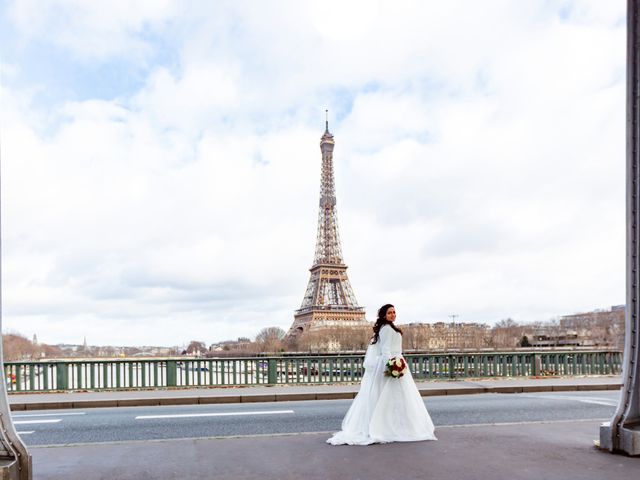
[14,390,618,446]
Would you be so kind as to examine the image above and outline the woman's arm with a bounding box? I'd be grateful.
[363,341,379,369]
[378,325,393,357]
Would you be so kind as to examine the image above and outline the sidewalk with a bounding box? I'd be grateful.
[9,375,622,411]
[21,376,635,479]
[30,420,637,480]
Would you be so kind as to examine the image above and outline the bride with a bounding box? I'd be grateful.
[327,304,437,445]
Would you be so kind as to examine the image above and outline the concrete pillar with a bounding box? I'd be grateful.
[0,147,32,477]
[599,0,640,457]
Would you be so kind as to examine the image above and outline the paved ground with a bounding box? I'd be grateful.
[13,376,637,479]
[9,375,623,410]
[29,420,637,480]
[16,391,621,446]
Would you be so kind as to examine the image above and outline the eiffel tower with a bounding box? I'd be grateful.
[289,114,367,336]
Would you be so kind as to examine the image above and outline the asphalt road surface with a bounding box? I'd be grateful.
[14,390,618,446]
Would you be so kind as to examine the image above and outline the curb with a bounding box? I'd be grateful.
[8,383,622,411]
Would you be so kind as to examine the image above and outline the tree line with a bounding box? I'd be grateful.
[3,308,624,360]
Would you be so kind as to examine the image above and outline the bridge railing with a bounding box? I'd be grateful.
[4,350,622,393]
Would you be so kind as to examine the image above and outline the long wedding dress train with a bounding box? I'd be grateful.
[327,324,437,445]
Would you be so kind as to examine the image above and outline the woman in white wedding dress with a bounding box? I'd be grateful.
[327,304,437,445]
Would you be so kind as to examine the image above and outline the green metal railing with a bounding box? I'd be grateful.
[4,350,622,393]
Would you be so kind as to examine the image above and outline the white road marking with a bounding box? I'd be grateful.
[17,431,34,435]
[440,418,609,428]
[522,394,618,407]
[135,410,295,420]
[13,412,86,418]
[14,419,62,425]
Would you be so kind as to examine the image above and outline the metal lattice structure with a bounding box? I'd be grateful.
[599,0,640,456]
[289,117,367,336]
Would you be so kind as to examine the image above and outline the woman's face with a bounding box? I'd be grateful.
[385,307,396,322]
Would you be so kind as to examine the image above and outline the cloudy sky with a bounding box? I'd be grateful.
[0,0,627,347]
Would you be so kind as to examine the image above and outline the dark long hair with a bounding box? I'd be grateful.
[371,304,403,344]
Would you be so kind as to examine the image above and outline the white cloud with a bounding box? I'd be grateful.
[8,0,177,61]
[0,0,627,346]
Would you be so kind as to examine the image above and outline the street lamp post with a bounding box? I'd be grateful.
[599,0,640,457]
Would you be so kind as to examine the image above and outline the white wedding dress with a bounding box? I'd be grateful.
[327,324,437,445]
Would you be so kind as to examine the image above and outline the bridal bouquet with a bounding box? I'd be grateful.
[384,356,408,378]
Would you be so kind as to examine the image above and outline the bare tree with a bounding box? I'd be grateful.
[2,333,37,360]
[185,340,207,356]
[494,318,518,329]
[293,325,371,352]
[490,318,523,348]
[255,327,286,353]
[403,325,420,351]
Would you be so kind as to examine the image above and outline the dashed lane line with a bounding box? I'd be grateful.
[14,419,62,425]
[135,410,295,420]
[13,412,86,418]
[521,394,618,407]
